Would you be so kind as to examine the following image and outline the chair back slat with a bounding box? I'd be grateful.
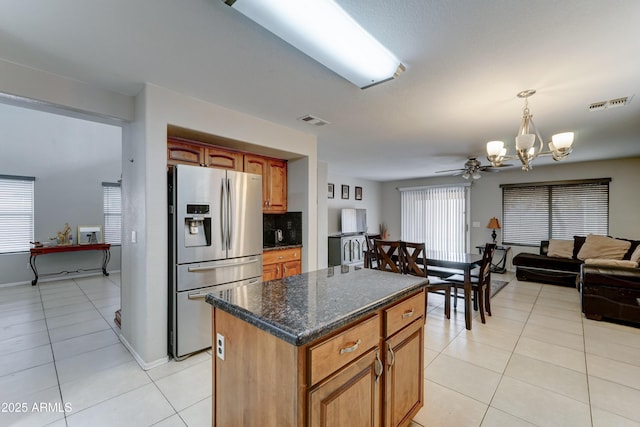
[478,243,496,285]
[400,241,428,277]
[374,239,403,273]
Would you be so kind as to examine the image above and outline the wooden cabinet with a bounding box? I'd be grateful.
[167,137,243,171]
[263,247,301,281]
[244,154,288,213]
[328,234,366,267]
[309,348,382,427]
[211,289,425,427]
[203,146,243,171]
[167,138,204,167]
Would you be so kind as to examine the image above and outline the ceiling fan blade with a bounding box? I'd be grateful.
[435,168,465,173]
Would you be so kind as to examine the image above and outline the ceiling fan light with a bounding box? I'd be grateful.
[486,140,504,156]
[472,171,482,180]
[462,171,470,180]
[551,132,574,149]
[515,134,536,150]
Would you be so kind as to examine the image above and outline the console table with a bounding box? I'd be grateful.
[476,244,511,274]
[29,243,111,285]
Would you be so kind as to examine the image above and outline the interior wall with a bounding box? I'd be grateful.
[326,173,382,235]
[317,161,329,269]
[0,102,122,286]
[120,83,318,368]
[380,157,640,269]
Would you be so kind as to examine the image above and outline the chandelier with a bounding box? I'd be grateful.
[486,90,574,171]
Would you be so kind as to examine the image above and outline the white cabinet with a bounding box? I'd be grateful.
[328,234,366,266]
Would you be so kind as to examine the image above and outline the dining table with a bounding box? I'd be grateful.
[423,250,483,330]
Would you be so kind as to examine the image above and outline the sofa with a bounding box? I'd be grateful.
[513,234,640,287]
[580,263,640,325]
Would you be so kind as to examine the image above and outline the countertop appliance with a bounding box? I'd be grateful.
[169,164,263,359]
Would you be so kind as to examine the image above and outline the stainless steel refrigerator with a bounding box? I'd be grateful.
[169,164,263,359]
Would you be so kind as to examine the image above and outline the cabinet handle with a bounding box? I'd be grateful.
[278,255,285,259]
[402,308,415,319]
[387,343,395,367]
[339,339,361,355]
[283,264,287,274]
[375,350,383,381]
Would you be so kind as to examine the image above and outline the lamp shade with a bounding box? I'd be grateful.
[487,217,501,229]
[486,140,504,156]
[551,132,574,149]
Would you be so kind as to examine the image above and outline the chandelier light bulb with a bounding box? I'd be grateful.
[551,132,574,149]
[486,140,504,156]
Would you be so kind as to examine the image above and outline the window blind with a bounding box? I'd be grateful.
[103,183,121,245]
[0,175,35,253]
[502,179,609,246]
[400,185,467,253]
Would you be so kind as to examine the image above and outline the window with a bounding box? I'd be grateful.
[0,175,35,253]
[502,178,610,246]
[103,182,121,245]
[400,185,468,253]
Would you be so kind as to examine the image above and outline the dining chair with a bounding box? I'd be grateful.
[400,241,452,320]
[374,239,403,273]
[446,243,496,323]
[363,233,381,269]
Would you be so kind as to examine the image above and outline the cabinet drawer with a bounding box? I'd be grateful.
[309,314,380,385]
[263,248,301,265]
[384,291,425,337]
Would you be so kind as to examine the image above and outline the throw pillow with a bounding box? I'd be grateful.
[584,258,639,268]
[631,244,640,263]
[547,239,574,259]
[577,234,631,261]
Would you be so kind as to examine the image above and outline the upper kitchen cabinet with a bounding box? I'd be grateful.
[244,154,287,213]
[167,138,204,167]
[167,137,243,171]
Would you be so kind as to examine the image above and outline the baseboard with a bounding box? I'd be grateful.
[0,270,122,288]
[119,333,169,371]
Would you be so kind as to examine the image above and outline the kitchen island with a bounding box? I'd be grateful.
[206,266,428,427]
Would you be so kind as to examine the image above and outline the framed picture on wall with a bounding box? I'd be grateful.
[341,185,349,199]
[78,225,103,244]
[328,183,334,199]
[355,186,363,201]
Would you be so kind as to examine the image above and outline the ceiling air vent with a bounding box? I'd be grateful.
[297,114,330,126]
[588,95,633,112]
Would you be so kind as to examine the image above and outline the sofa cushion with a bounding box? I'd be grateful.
[630,245,640,264]
[513,253,583,272]
[547,239,574,259]
[585,258,639,268]
[619,239,640,260]
[577,234,631,261]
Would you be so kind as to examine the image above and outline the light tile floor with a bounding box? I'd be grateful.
[1,272,639,426]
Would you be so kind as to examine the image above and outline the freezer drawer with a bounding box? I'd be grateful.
[176,255,262,292]
[173,277,261,358]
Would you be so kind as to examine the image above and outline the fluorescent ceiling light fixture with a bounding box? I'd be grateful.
[223,0,405,89]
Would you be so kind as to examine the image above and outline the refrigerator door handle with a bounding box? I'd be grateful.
[220,177,227,251]
[227,177,233,250]
[187,258,260,272]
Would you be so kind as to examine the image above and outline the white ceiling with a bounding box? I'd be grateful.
[1,0,639,181]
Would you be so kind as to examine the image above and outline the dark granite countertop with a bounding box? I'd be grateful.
[205,266,428,346]
[262,244,303,251]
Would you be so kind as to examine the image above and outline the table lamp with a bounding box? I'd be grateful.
[487,217,501,243]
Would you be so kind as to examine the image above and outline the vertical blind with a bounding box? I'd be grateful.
[103,182,121,245]
[400,185,467,253]
[0,175,35,253]
[502,179,610,246]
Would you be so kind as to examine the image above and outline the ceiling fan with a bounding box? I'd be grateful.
[435,157,509,180]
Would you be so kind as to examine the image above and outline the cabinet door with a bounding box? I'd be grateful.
[262,263,280,281]
[282,260,301,278]
[204,146,243,171]
[266,158,287,213]
[309,349,382,427]
[167,139,204,166]
[384,320,424,427]
[244,154,269,209]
